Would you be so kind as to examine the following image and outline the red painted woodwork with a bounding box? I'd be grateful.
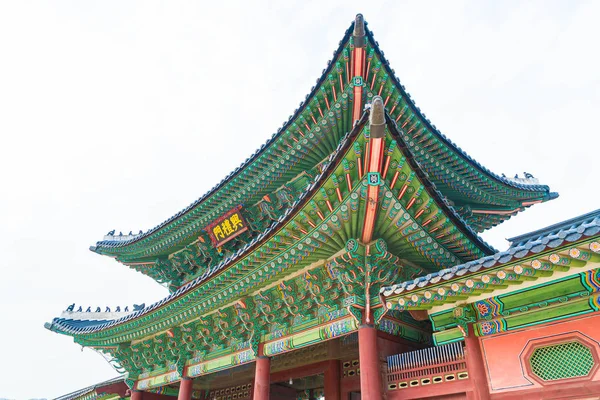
[465,324,490,400]
[361,137,385,245]
[489,380,600,400]
[358,324,384,400]
[324,359,341,400]
[97,381,129,398]
[352,47,364,122]
[479,313,600,396]
[254,356,271,400]
[131,390,144,400]
[520,331,600,387]
[341,381,361,400]
[177,378,193,400]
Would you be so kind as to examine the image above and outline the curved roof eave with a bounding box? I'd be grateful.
[364,24,555,196]
[381,210,600,296]
[385,114,496,257]
[48,112,371,337]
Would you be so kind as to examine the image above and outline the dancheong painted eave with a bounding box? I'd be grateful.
[46,104,498,340]
[90,14,555,266]
[380,208,600,310]
[47,112,372,338]
[47,16,583,399]
[54,376,126,400]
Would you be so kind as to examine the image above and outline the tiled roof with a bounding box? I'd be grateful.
[381,209,600,297]
[95,17,556,252]
[385,114,495,256]
[508,208,600,247]
[364,24,555,195]
[48,107,499,336]
[47,116,366,336]
[53,376,124,400]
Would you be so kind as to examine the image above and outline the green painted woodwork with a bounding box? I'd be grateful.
[49,18,559,390]
[92,22,554,289]
[54,117,497,384]
[48,112,548,389]
[362,39,553,232]
[423,268,600,338]
[64,120,487,343]
[432,327,464,346]
[429,309,456,332]
[263,317,357,356]
[499,296,592,330]
[94,39,357,264]
[136,368,180,390]
[529,341,595,381]
[98,395,121,400]
[187,348,254,377]
[379,317,432,345]
[499,274,586,310]
[385,240,600,312]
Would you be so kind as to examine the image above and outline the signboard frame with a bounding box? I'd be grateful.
[205,205,249,247]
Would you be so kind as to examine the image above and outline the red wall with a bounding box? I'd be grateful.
[479,313,600,399]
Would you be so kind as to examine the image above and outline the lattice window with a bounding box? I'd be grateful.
[529,341,595,381]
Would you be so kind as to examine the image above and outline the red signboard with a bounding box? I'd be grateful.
[205,205,249,247]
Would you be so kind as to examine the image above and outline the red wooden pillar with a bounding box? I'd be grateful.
[358,324,383,400]
[178,377,193,400]
[324,359,341,400]
[131,390,144,400]
[253,356,271,400]
[465,324,491,400]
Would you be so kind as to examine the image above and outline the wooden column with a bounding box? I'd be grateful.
[253,356,271,400]
[324,359,341,400]
[358,324,383,400]
[177,377,193,400]
[465,324,491,400]
[131,390,144,400]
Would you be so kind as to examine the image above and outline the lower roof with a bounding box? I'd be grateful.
[54,376,125,400]
[381,208,600,298]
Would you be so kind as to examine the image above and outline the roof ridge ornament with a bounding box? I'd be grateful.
[353,14,366,47]
[369,96,385,138]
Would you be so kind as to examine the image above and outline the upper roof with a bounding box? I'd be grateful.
[45,16,562,381]
[91,15,555,269]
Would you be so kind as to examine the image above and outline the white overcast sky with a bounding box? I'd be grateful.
[0,1,598,398]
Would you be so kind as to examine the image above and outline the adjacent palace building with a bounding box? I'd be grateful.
[48,15,600,400]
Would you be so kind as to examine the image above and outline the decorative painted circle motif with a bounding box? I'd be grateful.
[569,248,581,258]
